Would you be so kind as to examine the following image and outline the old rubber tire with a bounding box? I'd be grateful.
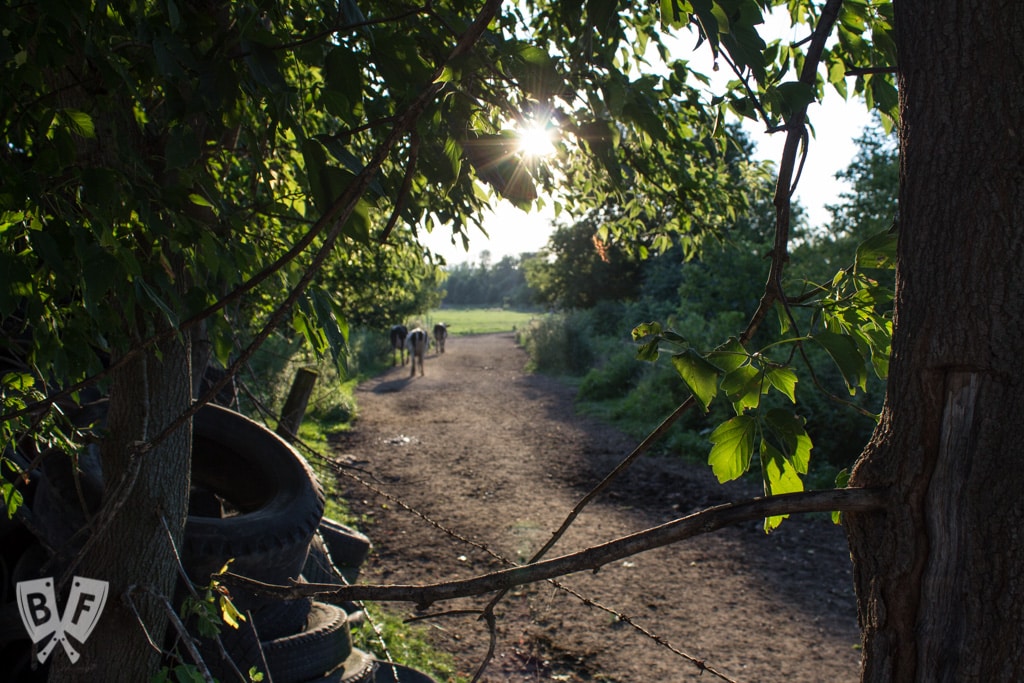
[300,647,376,682]
[318,517,372,576]
[202,602,365,683]
[261,601,354,683]
[370,661,440,683]
[184,404,325,607]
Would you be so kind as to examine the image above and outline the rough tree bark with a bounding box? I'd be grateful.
[846,0,1024,680]
[47,333,192,682]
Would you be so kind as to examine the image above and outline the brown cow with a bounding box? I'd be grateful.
[389,324,408,366]
[432,322,448,354]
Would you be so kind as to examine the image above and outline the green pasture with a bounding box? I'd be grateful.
[423,308,544,335]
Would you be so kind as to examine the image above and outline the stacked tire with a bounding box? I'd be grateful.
[2,403,437,683]
[188,405,434,683]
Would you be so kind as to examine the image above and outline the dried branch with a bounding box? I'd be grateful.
[224,488,885,607]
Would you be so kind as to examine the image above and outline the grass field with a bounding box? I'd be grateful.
[424,308,544,335]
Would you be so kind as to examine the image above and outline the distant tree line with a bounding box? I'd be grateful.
[440,250,540,308]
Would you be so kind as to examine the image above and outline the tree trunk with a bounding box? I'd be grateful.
[48,333,192,682]
[845,1,1024,680]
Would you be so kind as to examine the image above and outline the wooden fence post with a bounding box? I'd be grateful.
[276,367,318,443]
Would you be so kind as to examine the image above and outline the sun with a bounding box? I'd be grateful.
[517,121,557,158]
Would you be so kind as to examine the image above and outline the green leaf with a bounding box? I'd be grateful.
[219,594,246,630]
[720,362,764,414]
[710,3,730,33]
[302,138,359,216]
[631,321,661,339]
[764,409,812,474]
[766,366,798,403]
[811,330,868,394]
[3,372,35,391]
[760,440,804,532]
[588,0,619,36]
[244,43,288,91]
[855,229,898,270]
[310,288,350,369]
[774,300,791,335]
[775,81,816,118]
[342,196,372,244]
[188,193,215,210]
[707,415,756,483]
[136,279,179,328]
[207,314,235,369]
[707,337,749,373]
[670,349,721,412]
[832,469,851,524]
[635,338,661,362]
[2,481,24,518]
[322,46,364,123]
[660,0,693,29]
[59,109,95,138]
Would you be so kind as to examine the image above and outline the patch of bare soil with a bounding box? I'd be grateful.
[331,333,862,683]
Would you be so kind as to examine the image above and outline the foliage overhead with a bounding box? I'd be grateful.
[1,0,900,518]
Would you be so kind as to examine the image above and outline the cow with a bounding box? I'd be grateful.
[405,327,429,377]
[432,322,448,354]
[389,324,408,366]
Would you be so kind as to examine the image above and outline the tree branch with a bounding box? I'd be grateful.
[224,488,885,607]
[743,0,844,345]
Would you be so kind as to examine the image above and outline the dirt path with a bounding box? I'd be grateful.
[330,333,862,683]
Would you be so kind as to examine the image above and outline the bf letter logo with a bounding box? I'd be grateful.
[16,576,109,664]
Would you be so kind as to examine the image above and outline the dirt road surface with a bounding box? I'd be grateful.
[331,333,862,683]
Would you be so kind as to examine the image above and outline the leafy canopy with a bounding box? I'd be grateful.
[1,0,898,527]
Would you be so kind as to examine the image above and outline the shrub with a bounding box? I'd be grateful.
[522,314,596,376]
[577,346,646,402]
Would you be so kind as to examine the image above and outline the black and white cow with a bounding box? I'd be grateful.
[389,324,408,366]
[405,327,429,377]
[432,322,448,354]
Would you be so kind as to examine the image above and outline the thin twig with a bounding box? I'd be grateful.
[46,449,143,583]
[158,514,251,683]
[310,433,777,681]
[125,584,216,683]
[469,611,498,683]
[380,132,421,244]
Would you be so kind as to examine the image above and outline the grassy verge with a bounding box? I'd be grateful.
[426,307,544,335]
[352,606,467,683]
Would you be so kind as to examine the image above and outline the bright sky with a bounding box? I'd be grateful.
[421,13,878,266]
